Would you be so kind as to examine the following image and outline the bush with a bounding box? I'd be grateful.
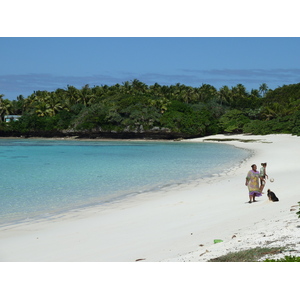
[243,117,295,135]
[218,109,250,133]
[160,106,216,136]
[264,255,300,262]
[290,110,300,136]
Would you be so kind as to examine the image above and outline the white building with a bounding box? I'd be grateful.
[4,115,22,122]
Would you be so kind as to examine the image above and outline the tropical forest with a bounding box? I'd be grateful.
[1,80,300,139]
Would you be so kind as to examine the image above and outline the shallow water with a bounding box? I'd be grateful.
[0,139,250,225]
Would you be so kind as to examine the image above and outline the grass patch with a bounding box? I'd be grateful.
[208,247,285,262]
[264,256,300,262]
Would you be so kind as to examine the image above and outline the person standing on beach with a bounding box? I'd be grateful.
[259,162,268,193]
[245,164,262,203]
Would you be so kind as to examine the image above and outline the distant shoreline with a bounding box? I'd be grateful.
[0,130,193,140]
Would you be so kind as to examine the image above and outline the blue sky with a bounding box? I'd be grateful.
[1,1,300,101]
[1,37,300,100]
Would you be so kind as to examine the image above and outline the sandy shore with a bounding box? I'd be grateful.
[1,134,300,262]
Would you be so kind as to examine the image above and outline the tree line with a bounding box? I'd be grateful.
[1,80,300,138]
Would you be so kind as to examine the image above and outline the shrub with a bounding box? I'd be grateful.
[218,109,250,133]
[264,255,300,262]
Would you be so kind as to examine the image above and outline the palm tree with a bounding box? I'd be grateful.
[218,85,232,106]
[10,100,22,115]
[168,83,185,100]
[16,95,26,114]
[160,85,172,99]
[259,83,269,97]
[66,85,80,107]
[121,81,132,94]
[234,84,248,97]
[23,94,38,113]
[109,84,121,95]
[180,86,196,104]
[197,84,217,103]
[48,94,65,116]
[79,84,96,106]
[131,79,148,95]
[231,84,249,108]
[250,89,260,98]
[34,101,52,117]
[149,82,162,97]
[0,95,12,121]
[148,97,170,114]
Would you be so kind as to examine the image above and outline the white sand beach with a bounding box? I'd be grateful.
[1,134,300,263]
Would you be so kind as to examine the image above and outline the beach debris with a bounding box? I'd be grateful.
[232,235,236,239]
[214,239,223,244]
[199,244,204,247]
[135,258,146,262]
[199,250,209,256]
[270,178,274,182]
[290,205,298,211]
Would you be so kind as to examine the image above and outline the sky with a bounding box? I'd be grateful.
[1,2,300,101]
[1,37,300,100]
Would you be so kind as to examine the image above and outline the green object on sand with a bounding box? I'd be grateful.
[214,239,223,244]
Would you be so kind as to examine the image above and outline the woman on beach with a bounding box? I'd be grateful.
[259,162,268,193]
[245,164,262,203]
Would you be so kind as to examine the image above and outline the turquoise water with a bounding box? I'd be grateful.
[0,139,250,225]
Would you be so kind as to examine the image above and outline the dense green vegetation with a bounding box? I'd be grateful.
[1,80,300,138]
[264,255,300,262]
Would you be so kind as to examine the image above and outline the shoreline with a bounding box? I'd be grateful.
[1,134,300,262]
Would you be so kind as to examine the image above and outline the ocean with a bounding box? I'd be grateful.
[0,138,251,226]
